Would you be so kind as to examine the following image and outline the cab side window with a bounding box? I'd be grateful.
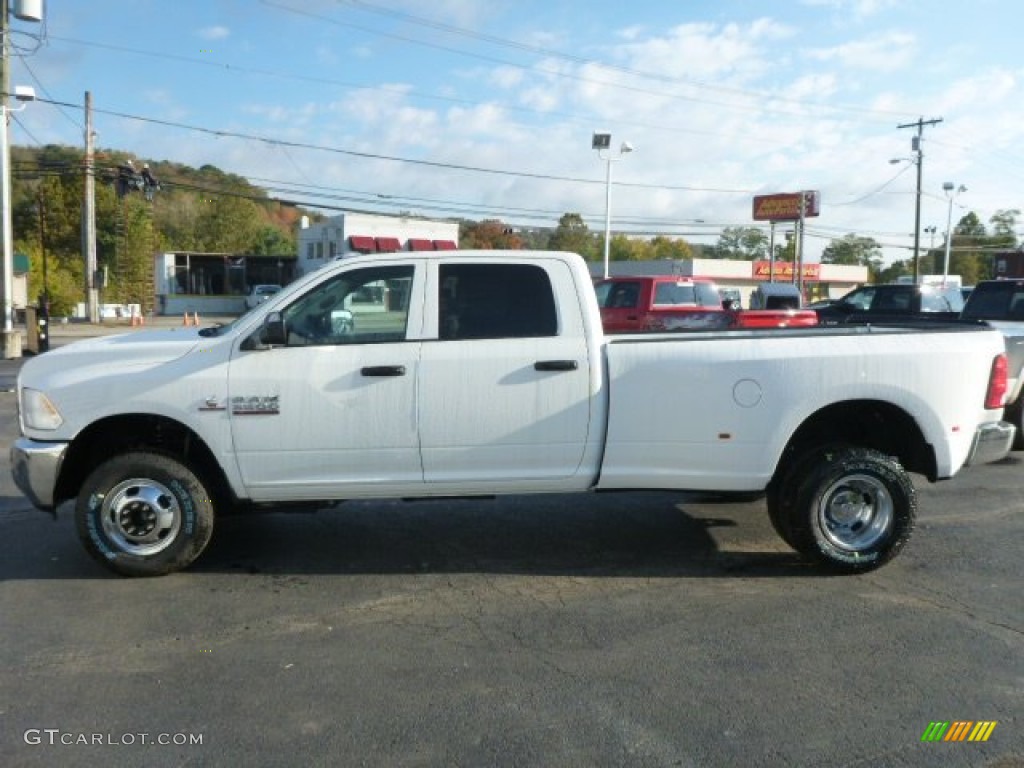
[282,265,414,346]
[439,264,557,340]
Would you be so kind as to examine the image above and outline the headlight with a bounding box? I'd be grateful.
[21,388,64,431]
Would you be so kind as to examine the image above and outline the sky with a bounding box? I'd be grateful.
[8,0,1024,265]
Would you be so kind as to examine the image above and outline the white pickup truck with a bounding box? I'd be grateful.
[11,251,1014,577]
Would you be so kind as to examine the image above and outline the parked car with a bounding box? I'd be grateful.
[244,284,282,310]
[594,276,817,331]
[814,282,964,325]
[594,275,725,332]
[748,282,802,310]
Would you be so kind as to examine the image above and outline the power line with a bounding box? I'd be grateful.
[31,95,756,194]
[13,51,83,131]
[41,33,780,147]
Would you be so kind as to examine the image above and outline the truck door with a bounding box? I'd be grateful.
[596,278,643,332]
[419,259,593,489]
[227,261,425,501]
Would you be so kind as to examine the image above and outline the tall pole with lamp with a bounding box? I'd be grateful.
[592,131,633,279]
[0,0,42,358]
[942,182,966,286]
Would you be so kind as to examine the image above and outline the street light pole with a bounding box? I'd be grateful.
[942,182,966,285]
[592,131,632,279]
[0,0,42,357]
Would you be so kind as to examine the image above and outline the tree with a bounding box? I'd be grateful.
[648,235,694,261]
[250,225,296,256]
[548,213,597,259]
[989,209,1020,250]
[927,211,988,284]
[713,227,768,260]
[195,194,263,253]
[821,234,884,275]
[459,219,522,249]
[876,259,911,284]
[608,234,646,261]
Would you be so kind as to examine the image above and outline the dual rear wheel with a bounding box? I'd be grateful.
[766,445,916,572]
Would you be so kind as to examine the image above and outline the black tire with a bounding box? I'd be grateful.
[1007,399,1024,451]
[75,452,216,577]
[780,446,916,573]
[765,443,846,550]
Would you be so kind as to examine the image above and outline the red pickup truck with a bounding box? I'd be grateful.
[594,275,818,332]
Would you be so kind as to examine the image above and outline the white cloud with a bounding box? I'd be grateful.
[800,0,901,21]
[805,31,916,72]
[197,26,230,41]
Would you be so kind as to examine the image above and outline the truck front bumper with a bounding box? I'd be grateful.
[10,437,67,512]
[965,421,1016,466]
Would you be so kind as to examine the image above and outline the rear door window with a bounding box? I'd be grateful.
[439,263,558,339]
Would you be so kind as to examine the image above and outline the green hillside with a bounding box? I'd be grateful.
[11,144,310,316]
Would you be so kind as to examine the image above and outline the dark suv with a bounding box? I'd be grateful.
[814,282,964,325]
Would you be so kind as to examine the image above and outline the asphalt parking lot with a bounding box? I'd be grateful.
[0,325,1021,767]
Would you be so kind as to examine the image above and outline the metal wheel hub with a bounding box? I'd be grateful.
[101,478,182,556]
[817,473,893,552]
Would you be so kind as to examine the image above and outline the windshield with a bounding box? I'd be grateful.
[961,282,1024,320]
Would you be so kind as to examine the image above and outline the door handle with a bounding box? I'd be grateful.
[626,315,638,320]
[361,365,406,377]
[534,360,578,372]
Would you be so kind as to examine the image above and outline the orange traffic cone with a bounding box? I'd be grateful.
[183,313,192,326]
[192,311,200,326]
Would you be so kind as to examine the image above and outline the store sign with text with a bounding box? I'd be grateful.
[753,261,820,281]
[752,191,821,221]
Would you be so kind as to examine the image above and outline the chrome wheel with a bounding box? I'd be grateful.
[99,477,182,557]
[816,473,893,553]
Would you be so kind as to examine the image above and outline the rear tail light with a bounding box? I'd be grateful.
[985,354,1008,409]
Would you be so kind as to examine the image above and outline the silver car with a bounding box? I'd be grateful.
[244,284,282,310]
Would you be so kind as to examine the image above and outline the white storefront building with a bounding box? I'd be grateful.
[296,212,460,278]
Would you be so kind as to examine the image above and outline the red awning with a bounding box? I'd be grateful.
[433,240,457,251]
[375,236,402,253]
[408,238,433,252]
[349,235,376,253]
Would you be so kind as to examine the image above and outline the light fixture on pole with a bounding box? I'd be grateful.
[923,225,937,250]
[942,181,966,285]
[592,131,633,279]
[890,145,923,284]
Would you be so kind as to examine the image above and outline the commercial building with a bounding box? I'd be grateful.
[296,212,460,278]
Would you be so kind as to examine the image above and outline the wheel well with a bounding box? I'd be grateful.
[55,414,237,511]
[776,400,936,482]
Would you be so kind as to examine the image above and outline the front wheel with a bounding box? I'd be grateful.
[75,452,216,577]
[781,446,915,573]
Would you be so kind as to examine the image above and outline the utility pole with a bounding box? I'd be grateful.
[0,0,42,357]
[0,0,16,356]
[897,116,943,284]
[82,91,98,322]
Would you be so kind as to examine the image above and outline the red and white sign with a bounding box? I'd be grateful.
[752,191,820,222]
[752,261,820,281]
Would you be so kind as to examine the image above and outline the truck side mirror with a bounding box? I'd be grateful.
[262,311,287,346]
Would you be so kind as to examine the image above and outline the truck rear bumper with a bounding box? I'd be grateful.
[965,421,1015,466]
[10,437,67,512]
